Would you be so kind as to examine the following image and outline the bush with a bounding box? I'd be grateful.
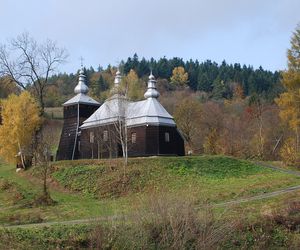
[280,138,300,166]
[89,193,237,249]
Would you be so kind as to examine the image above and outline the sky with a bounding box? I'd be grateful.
[0,0,299,74]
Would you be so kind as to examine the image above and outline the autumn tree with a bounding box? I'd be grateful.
[121,69,144,100]
[0,92,41,168]
[200,101,224,155]
[276,24,300,164]
[174,97,202,152]
[170,66,188,86]
[0,32,68,115]
[0,76,20,98]
[247,94,266,158]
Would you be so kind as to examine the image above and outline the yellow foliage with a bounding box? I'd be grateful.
[122,69,144,100]
[279,138,299,166]
[0,92,41,163]
[276,72,300,129]
[203,128,219,155]
[170,66,188,86]
[276,25,300,154]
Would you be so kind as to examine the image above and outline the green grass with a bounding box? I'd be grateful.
[0,161,122,225]
[1,155,300,226]
[0,224,92,249]
[52,156,300,203]
[1,156,300,248]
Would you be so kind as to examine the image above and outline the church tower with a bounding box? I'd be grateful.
[56,69,100,160]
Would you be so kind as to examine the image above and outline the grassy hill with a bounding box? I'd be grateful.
[1,156,300,248]
[52,156,299,203]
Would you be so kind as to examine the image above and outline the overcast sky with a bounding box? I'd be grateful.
[1,0,299,73]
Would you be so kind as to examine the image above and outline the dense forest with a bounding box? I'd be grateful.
[35,55,282,107]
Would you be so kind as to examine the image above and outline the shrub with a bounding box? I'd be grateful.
[89,193,237,249]
[280,138,300,166]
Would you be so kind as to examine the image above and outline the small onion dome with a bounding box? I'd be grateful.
[114,69,122,86]
[144,72,160,99]
[74,69,89,94]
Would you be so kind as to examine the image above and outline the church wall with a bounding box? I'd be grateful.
[73,123,184,160]
[79,125,119,159]
[127,126,146,156]
[145,125,160,155]
[158,126,185,156]
[56,103,100,161]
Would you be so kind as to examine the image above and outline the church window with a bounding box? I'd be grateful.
[132,132,137,143]
[165,132,170,142]
[90,131,94,143]
[103,130,108,141]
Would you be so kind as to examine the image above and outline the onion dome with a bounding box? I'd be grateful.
[74,69,89,94]
[114,69,122,87]
[144,72,160,99]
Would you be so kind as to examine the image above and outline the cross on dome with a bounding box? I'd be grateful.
[74,68,89,94]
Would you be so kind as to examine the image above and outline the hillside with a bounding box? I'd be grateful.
[1,156,300,248]
[51,156,299,203]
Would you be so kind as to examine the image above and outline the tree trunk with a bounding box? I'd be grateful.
[39,91,45,116]
[296,126,299,153]
[17,142,26,169]
[43,166,48,196]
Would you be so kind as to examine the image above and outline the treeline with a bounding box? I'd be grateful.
[40,54,283,106]
[121,54,282,100]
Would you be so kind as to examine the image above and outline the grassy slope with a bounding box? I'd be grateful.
[0,155,300,226]
[1,156,300,248]
[0,161,121,225]
[52,156,300,203]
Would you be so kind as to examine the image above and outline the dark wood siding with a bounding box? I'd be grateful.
[158,126,185,156]
[79,125,119,159]
[79,124,184,159]
[128,126,146,156]
[145,125,159,155]
[56,103,100,161]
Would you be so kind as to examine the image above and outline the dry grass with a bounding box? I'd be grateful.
[89,192,238,249]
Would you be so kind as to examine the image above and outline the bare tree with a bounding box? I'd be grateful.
[0,32,68,115]
[33,123,55,204]
[107,96,129,167]
[248,94,268,159]
[174,96,202,153]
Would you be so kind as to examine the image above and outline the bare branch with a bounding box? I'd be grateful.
[0,32,68,114]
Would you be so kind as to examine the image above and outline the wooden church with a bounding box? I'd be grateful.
[56,69,185,160]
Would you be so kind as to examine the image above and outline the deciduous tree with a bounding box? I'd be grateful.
[276,24,300,162]
[0,92,41,167]
[0,32,68,115]
[174,97,201,151]
[170,66,188,86]
[122,69,144,100]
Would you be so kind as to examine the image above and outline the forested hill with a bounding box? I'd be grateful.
[122,54,281,94]
[43,54,282,106]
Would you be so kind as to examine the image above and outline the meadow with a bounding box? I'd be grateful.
[1,156,300,248]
